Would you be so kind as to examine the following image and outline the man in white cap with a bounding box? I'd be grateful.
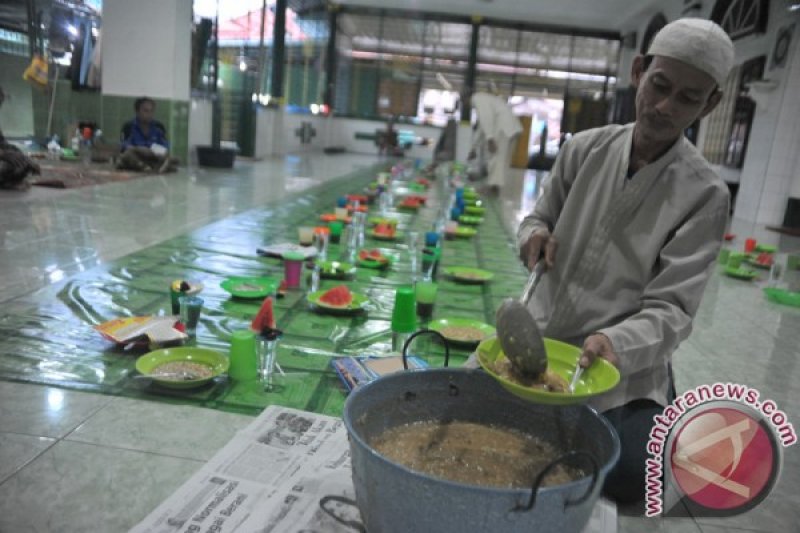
[516,18,734,504]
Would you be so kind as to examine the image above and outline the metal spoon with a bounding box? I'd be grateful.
[568,365,583,393]
[494,263,548,377]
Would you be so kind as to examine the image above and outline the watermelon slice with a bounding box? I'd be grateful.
[319,285,353,308]
[251,297,276,331]
[359,249,388,264]
[756,253,773,266]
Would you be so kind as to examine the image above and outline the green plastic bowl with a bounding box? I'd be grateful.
[476,337,620,405]
[135,347,229,389]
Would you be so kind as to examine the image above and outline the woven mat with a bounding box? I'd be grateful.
[31,161,149,188]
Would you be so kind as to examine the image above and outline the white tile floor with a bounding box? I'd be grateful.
[0,153,798,532]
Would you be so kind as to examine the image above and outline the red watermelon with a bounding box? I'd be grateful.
[319,285,353,307]
[251,297,276,331]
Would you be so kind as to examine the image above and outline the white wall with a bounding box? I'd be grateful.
[284,113,329,153]
[255,107,283,158]
[101,0,192,100]
[188,97,213,163]
[0,54,34,137]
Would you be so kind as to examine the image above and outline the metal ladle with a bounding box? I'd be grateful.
[494,263,548,377]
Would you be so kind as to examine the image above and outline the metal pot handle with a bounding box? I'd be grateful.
[318,495,367,533]
[402,328,450,369]
[512,450,599,513]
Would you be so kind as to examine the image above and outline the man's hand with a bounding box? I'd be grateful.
[579,333,619,369]
[487,138,497,154]
[520,228,557,270]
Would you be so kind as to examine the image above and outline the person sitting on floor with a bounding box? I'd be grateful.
[0,86,39,190]
[118,97,179,173]
[378,116,403,157]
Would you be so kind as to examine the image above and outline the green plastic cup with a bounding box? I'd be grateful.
[391,286,417,333]
[329,221,344,244]
[415,281,437,318]
[728,252,746,269]
[228,330,258,381]
[718,248,731,266]
[169,286,182,315]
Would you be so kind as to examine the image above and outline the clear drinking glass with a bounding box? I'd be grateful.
[257,337,279,391]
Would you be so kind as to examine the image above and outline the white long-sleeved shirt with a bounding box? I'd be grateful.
[517,123,729,412]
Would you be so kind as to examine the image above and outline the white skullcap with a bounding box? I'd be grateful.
[647,18,734,86]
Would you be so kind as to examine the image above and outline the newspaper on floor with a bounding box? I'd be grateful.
[130,405,616,533]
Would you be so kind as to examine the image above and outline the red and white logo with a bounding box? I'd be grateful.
[670,406,778,513]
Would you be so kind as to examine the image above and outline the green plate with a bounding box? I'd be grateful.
[397,202,421,211]
[307,290,369,313]
[446,226,477,239]
[724,266,757,280]
[464,206,486,215]
[135,347,229,389]
[763,288,800,308]
[317,260,357,278]
[754,244,777,253]
[476,337,620,405]
[428,318,495,347]
[443,266,493,283]
[371,230,403,241]
[458,215,483,225]
[368,217,399,227]
[220,276,279,298]
[358,257,391,269]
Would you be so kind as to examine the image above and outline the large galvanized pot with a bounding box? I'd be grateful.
[343,367,620,533]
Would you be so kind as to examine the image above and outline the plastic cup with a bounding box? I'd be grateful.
[415,281,437,319]
[727,253,745,269]
[298,226,314,246]
[329,221,344,244]
[283,251,305,288]
[421,249,436,280]
[169,285,182,315]
[228,330,258,381]
[179,295,203,336]
[391,286,417,334]
[717,248,731,266]
[744,238,757,253]
[313,231,329,260]
[450,207,461,221]
[407,231,419,251]
[257,337,280,391]
[335,207,349,221]
[424,231,439,248]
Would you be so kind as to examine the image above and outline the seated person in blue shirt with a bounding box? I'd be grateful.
[118,97,179,173]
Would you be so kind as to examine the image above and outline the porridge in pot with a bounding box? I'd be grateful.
[371,420,583,488]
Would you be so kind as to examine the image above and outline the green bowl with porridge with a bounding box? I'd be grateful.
[135,347,229,389]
